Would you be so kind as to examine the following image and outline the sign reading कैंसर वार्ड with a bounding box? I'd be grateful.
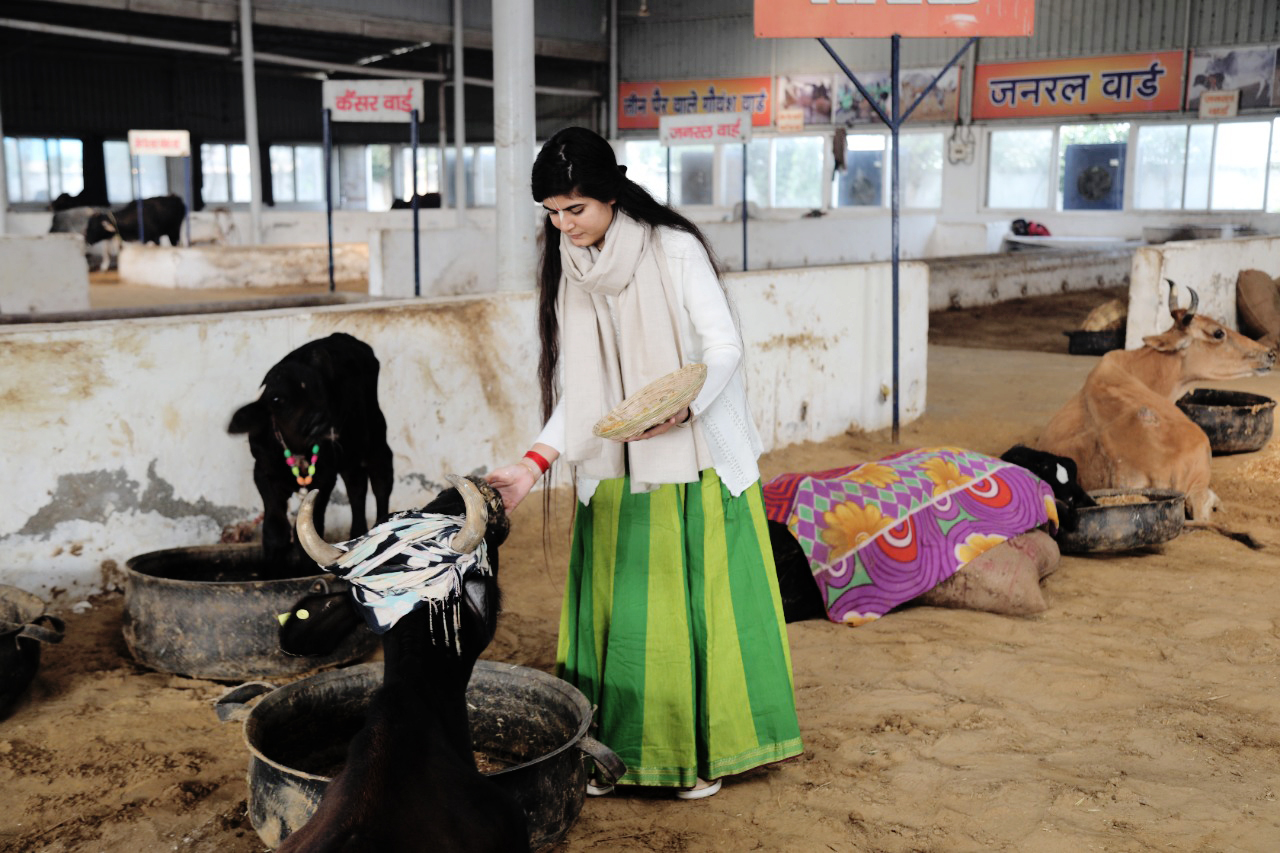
[321,80,426,123]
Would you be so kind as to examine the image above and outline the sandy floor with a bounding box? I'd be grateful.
[4,289,1280,852]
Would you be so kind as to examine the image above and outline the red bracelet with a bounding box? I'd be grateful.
[523,450,550,474]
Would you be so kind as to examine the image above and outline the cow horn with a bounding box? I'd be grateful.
[296,490,344,566]
[1185,286,1199,316]
[1165,278,1179,314]
[446,474,488,554]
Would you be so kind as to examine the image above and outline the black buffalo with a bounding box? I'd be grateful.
[84,195,187,247]
[276,476,531,853]
[228,333,395,564]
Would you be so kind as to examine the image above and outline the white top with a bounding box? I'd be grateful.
[535,226,764,502]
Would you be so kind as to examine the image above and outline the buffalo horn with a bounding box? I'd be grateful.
[446,474,488,554]
[296,490,344,566]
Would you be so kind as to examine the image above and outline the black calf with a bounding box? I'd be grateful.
[228,333,395,565]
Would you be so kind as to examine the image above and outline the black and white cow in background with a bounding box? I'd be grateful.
[49,205,119,271]
[227,333,395,565]
[275,475,531,853]
[84,195,187,249]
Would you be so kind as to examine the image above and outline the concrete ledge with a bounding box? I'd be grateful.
[118,243,369,289]
[0,234,90,314]
[925,247,1134,312]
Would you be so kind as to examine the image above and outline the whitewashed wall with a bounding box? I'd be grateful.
[1125,235,1280,348]
[0,260,926,601]
[0,235,90,314]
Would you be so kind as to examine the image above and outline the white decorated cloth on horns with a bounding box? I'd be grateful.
[325,510,492,646]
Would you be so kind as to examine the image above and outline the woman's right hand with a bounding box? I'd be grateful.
[486,462,539,512]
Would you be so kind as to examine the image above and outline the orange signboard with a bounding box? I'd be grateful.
[619,78,772,131]
[972,52,1184,119]
[754,0,1034,39]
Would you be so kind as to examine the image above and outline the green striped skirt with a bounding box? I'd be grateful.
[556,469,804,788]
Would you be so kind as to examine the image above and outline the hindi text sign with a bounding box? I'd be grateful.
[660,113,752,147]
[973,52,1184,119]
[619,78,772,130]
[1198,90,1240,119]
[755,0,1034,38]
[127,130,191,158]
[322,80,425,123]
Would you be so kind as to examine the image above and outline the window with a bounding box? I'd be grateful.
[1269,119,1280,213]
[270,144,325,204]
[832,132,945,209]
[200,143,251,204]
[626,135,828,210]
[366,144,394,210]
[3,137,83,203]
[987,129,1053,209]
[1212,122,1270,210]
[104,140,173,203]
[719,139,771,209]
[1133,125,1186,209]
[399,146,443,199]
[622,140,670,204]
[440,145,495,208]
[773,136,824,209]
[1133,120,1278,211]
[834,135,884,208]
[899,132,944,209]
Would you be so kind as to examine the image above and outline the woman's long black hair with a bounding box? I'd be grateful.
[530,126,721,423]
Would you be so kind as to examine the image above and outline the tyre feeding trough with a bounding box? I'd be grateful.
[124,543,377,681]
[216,660,624,852]
[0,585,64,719]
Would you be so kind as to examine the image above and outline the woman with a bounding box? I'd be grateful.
[488,126,802,799]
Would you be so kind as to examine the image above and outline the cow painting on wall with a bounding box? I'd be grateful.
[228,333,395,564]
[1186,45,1277,110]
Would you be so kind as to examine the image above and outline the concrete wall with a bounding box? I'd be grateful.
[0,234,90,314]
[1125,235,1280,349]
[0,259,927,601]
[925,247,1134,312]
[118,242,369,289]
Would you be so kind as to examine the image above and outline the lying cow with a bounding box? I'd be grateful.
[228,333,395,564]
[276,476,530,853]
[1037,282,1275,520]
[50,205,118,271]
[84,194,187,248]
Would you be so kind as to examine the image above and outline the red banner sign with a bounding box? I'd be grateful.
[754,0,1034,39]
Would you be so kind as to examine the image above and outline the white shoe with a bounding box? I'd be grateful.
[586,782,614,797]
[675,778,721,800]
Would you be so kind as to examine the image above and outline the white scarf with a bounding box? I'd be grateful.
[558,211,709,492]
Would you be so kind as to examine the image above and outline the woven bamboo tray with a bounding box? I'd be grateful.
[593,363,707,441]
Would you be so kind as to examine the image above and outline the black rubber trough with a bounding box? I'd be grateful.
[1056,489,1185,554]
[1176,388,1276,455]
[124,543,377,681]
[216,660,625,852]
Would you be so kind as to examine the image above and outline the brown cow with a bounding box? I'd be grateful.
[1037,281,1275,520]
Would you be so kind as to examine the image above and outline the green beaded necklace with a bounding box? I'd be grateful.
[283,444,320,486]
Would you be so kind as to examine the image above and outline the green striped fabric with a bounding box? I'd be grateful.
[557,469,804,788]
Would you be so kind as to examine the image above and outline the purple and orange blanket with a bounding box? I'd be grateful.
[763,446,1058,625]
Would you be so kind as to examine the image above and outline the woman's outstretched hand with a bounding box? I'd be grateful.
[486,463,538,512]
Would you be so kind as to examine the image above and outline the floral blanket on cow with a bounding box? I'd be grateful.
[763,446,1058,626]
